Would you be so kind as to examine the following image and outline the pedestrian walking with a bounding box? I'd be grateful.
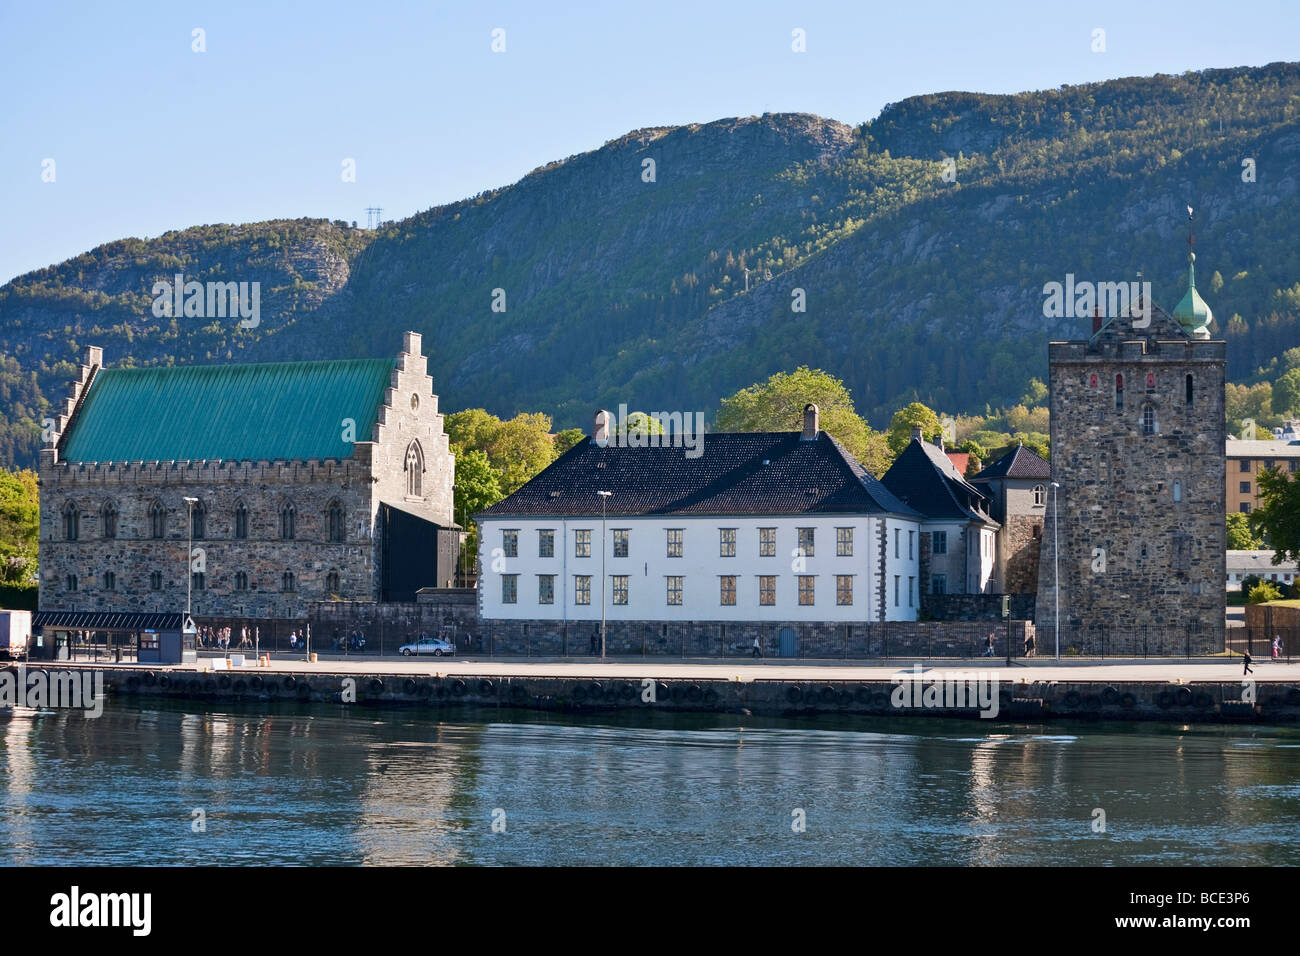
[1273,635,1282,660]
[590,628,599,656]
[1024,634,1036,658]
[751,636,763,659]
[1243,651,1255,676]
[984,632,996,657]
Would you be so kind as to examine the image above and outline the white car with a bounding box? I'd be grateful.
[399,636,455,657]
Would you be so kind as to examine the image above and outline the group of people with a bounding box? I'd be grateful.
[197,625,250,650]
[287,629,307,650]
[332,629,367,652]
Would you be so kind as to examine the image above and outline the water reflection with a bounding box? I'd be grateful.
[0,703,1296,865]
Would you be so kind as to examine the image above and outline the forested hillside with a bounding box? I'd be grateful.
[4,62,1300,468]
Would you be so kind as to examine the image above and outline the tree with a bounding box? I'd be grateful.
[1247,580,1283,604]
[717,366,890,474]
[1249,468,1300,565]
[0,469,38,585]
[1274,367,1300,417]
[886,402,943,455]
[1019,378,1048,407]
[1226,511,1263,550]
[444,408,558,496]
[553,428,585,457]
[452,449,504,573]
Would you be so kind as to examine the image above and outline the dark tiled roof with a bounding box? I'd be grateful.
[477,432,921,519]
[970,443,1051,481]
[880,438,998,526]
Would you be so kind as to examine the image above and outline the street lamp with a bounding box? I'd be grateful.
[183,496,198,632]
[1050,481,1061,660]
[597,490,612,661]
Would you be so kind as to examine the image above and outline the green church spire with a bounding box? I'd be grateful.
[1172,250,1213,338]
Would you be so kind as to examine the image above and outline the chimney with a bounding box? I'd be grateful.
[801,403,819,440]
[937,434,945,452]
[911,425,923,442]
[593,409,612,445]
[1091,305,1102,336]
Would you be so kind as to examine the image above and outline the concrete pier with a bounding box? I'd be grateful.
[26,658,1300,723]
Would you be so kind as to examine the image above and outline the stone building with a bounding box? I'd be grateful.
[1035,254,1226,652]
[969,442,1051,596]
[38,332,459,623]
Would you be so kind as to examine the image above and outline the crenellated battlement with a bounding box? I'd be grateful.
[43,456,372,487]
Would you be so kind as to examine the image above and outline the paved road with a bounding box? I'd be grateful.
[158,655,1300,683]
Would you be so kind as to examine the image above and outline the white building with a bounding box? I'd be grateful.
[1227,550,1298,591]
[476,406,924,626]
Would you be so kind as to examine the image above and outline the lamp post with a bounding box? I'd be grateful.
[597,490,612,661]
[183,497,198,626]
[1050,481,1061,660]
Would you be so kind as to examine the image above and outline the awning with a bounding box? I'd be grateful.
[32,611,194,631]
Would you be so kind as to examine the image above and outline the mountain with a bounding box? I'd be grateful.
[4,62,1300,469]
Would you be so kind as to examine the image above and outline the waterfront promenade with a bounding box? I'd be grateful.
[169,653,1299,683]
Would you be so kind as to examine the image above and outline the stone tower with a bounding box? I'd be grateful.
[1035,254,1226,653]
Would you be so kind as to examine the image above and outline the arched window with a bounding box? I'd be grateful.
[104,571,116,591]
[1115,374,1124,411]
[63,501,79,541]
[101,502,117,539]
[1141,404,1156,436]
[192,571,205,591]
[1185,374,1194,407]
[191,500,206,540]
[327,500,345,543]
[282,571,296,592]
[280,502,296,540]
[149,500,166,539]
[1033,484,1046,505]
[405,441,425,497]
[150,571,163,590]
[234,501,248,539]
[326,570,340,593]
[66,574,78,591]
[234,571,248,591]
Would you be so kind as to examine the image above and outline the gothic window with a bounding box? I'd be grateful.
[150,571,163,590]
[1033,484,1046,505]
[63,501,79,541]
[101,502,117,539]
[405,441,425,498]
[282,571,296,592]
[326,571,340,593]
[327,500,345,543]
[234,571,248,591]
[103,571,116,591]
[234,501,248,539]
[1141,404,1156,436]
[191,500,206,539]
[191,571,205,591]
[149,500,166,539]
[280,502,296,540]
[66,574,78,591]
[1115,374,1124,411]
[1185,374,1194,407]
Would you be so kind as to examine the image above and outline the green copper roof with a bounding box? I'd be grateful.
[1172,251,1213,337]
[60,358,397,463]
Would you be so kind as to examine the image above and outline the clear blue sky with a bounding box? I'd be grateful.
[1,0,1296,285]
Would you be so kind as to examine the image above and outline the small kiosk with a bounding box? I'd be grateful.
[31,611,196,664]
